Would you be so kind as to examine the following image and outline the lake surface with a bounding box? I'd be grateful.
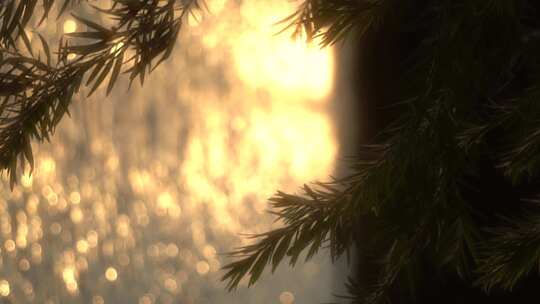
[0,1,341,303]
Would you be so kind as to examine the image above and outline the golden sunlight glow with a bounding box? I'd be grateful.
[62,267,79,294]
[21,173,33,188]
[207,0,227,14]
[197,1,334,101]
[76,239,89,253]
[0,280,10,297]
[62,267,76,282]
[63,19,77,34]
[110,42,125,56]
[38,157,55,176]
[181,103,336,231]
[178,1,337,234]
[233,2,334,101]
[0,0,337,302]
[105,267,118,282]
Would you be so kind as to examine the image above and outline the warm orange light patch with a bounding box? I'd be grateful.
[105,267,118,282]
[179,0,337,233]
[0,1,337,302]
[63,20,77,34]
[0,280,10,297]
[201,1,334,101]
[235,1,333,101]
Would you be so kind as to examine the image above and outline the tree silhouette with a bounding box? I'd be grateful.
[223,1,540,303]
[0,0,200,187]
[4,1,540,303]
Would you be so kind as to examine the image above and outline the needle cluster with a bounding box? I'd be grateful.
[223,1,540,303]
[0,0,201,187]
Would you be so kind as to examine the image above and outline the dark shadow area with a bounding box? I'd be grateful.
[332,1,540,301]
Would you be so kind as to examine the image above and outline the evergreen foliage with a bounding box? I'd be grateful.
[0,0,200,188]
[3,0,540,303]
[224,0,540,302]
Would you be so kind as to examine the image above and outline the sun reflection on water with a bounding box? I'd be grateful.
[0,0,337,303]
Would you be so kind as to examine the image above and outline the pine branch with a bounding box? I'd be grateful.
[221,182,363,291]
[227,0,540,302]
[476,206,540,292]
[0,0,86,46]
[0,0,203,184]
[282,0,387,47]
[494,87,540,183]
[0,44,85,188]
[4,0,540,302]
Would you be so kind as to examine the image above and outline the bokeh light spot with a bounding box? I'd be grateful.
[76,239,89,254]
[105,267,118,282]
[196,261,210,275]
[279,291,295,304]
[93,295,105,304]
[63,20,77,34]
[0,280,10,297]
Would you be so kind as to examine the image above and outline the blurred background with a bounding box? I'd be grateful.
[0,0,349,303]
